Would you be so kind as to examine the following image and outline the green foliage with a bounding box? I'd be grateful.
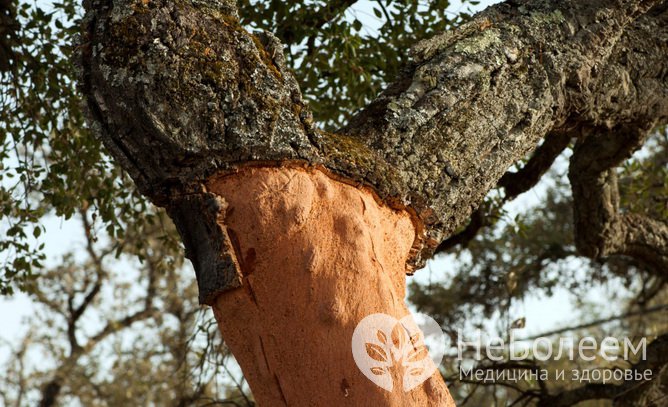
[619,127,668,221]
[238,0,473,129]
[0,1,169,295]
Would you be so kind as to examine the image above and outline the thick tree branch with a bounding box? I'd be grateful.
[569,125,668,278]
[498,131,572,199]
[435,130,571,254]
[341,0,667,258]
[80,0,668,298]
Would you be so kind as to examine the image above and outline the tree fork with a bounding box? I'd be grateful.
[78,0,667,405]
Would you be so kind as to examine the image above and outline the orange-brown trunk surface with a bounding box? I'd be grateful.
[208,167,454,406]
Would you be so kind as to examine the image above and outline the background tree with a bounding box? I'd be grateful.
[0,208,255,406]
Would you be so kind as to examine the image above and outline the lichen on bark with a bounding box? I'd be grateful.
[79,0,668,298]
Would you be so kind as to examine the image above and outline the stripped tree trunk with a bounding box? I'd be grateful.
[79,0,667,405]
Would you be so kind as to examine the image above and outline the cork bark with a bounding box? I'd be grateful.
[78,0,668,404]
[208,167,454,406]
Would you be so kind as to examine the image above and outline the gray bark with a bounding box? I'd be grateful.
[569,125,668,277]
[79,0,668,301]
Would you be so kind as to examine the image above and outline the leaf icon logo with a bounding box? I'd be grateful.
[370,366,386,376]
[406,345,429,363]
[377,329,388,344]
[391,323,407,352]
[366,342,389,362]
[351,313,446,392]
[408,367,425,377]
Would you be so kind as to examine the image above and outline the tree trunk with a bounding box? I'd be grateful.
[209,166,452,405]
[78,0,667,405]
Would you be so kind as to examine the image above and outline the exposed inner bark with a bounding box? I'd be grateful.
[77,0,668,404]
[207,166,454,406]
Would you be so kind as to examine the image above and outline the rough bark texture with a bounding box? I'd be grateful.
[77,0,668,404]
[563,3,668,278]
[168,193,243,304]
[209,166,454,406]
[80,0,668,295]
[341,0,667,256]
[436,130,572,254]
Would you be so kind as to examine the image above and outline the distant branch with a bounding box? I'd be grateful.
[539,333,668,406]
[569,125,668,279]
[499,131,572,200]
[39,211,159,407]
[66,210,107,354]
[518,303,668,341]
[85,303,157,352]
